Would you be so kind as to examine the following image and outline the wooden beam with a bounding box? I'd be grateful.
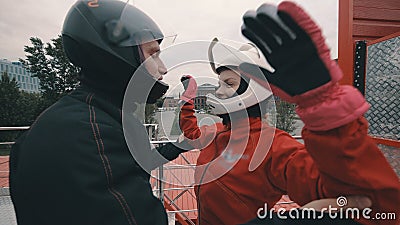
[367,30,400,45]
[372,137,400,148]
[354,6,400,21]
[338,0,354,85]
[353,22,400,38]
[353,0,400,9]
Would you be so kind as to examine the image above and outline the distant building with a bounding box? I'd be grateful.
[163,96,179,110]
[197,83,217,97]
[195,83,217,110]
[194,96,208,110]
[163,83,217,111]
[0,59,40,93]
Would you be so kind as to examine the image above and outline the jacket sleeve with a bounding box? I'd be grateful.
[179,102,220,149]
[267,117,400,225]
[154,142,186,162]
[144,141,197,170]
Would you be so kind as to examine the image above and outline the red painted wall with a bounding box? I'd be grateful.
[338,0,400,85]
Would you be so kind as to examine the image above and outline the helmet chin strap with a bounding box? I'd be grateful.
[219,77,261,125]
[235,77,250,96]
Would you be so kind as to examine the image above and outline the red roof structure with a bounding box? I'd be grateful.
[152,151,301,224]
[0,156,10,187]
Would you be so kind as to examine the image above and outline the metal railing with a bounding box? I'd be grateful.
[0,126,29,146]
[0,125,159,145]
[0,127,30,131]
[151,140,197,225]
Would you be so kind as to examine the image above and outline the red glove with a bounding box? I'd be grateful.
[239,2,369,131]
[180,75,197,104]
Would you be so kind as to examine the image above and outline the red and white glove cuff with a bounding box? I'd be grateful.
[179,95,194,105]
[296,84,370,131]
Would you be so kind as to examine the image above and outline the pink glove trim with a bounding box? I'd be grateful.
[269,85,296,103]
[180,75,198,103]
[179,97,194,105]
[293,82,339,108]
[296,85,370,131]
[278,1,343,84]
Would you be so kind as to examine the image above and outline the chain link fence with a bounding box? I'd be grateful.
[364,36,400,141]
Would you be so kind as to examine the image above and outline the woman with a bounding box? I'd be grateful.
[178,32,399,225]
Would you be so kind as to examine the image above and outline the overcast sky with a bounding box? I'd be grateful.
[0,0,338,62]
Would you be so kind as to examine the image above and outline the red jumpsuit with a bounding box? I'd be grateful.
[179,102,400,225]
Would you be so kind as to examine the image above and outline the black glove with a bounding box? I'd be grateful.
[239,2,340,97]
[157,137,194,159]
[181,75,191,90]
[180,75,197,104]
[238,2,369,132]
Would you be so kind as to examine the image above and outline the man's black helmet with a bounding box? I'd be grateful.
[62,0,165,67]
[62,0,171,105]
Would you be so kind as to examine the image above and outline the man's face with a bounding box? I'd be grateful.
[140,40,167,80]
[215,69,241,99]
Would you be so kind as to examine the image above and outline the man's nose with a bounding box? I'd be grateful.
[158,61,167,76]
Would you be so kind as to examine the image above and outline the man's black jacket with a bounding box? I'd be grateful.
[10,86,184,225]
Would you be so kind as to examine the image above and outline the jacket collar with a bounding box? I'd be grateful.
[224,117,271,141]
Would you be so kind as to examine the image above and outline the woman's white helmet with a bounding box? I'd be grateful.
[206,38,273,115]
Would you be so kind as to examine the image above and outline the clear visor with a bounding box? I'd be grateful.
[109,0,176,48]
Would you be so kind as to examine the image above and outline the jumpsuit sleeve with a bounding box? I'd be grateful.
[267,117,400,225]
[179,102,220,149]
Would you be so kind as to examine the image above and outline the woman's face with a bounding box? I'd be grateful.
[215,69,241,99]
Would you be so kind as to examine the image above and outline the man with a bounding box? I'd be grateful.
[10,1,187,224]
